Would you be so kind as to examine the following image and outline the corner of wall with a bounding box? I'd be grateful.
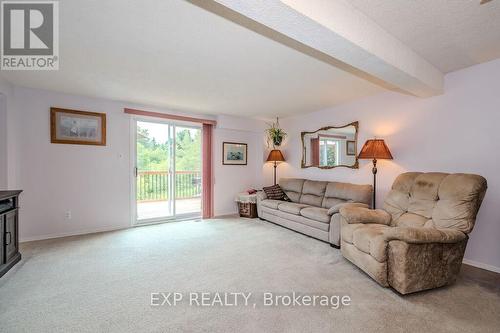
[0,77,14,189]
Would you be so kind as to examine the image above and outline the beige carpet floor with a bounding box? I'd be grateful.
[0,217,499,333]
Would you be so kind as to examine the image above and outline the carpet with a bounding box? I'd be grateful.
[0,217,499,332]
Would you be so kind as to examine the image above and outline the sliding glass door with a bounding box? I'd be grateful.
[174,125,202,215]
[134,120,201,224]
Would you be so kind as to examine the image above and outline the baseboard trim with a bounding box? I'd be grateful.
[213,212,239,218]
[20,225,129,243]
[463,259,500,273]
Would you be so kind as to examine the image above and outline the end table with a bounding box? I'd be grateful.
[235,192,258,218]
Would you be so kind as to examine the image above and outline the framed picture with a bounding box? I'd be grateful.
[50,107,106,146]
[223,142,248,165]
[346,140,356,156]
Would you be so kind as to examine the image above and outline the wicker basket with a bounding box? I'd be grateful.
[238,202,257,218]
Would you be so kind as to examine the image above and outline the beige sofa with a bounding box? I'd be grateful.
[339,172,487,294]
[257,178,372,247]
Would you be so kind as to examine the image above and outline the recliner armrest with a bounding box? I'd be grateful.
[327,202,369,216]
[388,227,466,244]
[339,206,391,225]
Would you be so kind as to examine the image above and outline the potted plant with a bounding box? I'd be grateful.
[266,118,287,148]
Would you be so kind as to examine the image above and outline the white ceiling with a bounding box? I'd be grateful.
[349,0,500,73]
[1,0,499,117]
[0,0,382,118]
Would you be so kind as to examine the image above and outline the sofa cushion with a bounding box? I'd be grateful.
[341,222,392,261]
[299,180,327,207]
[278,202,309,215]
[300,207,330,223]
[433,173,488,233]
[352,224,392,262]
[261,206,329,232]
[384,172,487,233]
[322,182,372,208]
[322,197,348,210]
[341,240,389,287]
[341,223,365,245]
[408,173,448,218]
[260,199,282,210]
[384,172,421,224]
[392,213,429,228]
[279,178,305,203]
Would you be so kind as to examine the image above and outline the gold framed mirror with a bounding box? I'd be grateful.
[301,121,359,169]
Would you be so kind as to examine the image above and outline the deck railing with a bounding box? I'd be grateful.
[137,170,201,202]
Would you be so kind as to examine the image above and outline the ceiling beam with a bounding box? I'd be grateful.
[190,0,444,97]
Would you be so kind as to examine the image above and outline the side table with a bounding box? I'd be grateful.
[234,192,258,218]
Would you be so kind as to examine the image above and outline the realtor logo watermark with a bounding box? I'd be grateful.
[1,0,59,70]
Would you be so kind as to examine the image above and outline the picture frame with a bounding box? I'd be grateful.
[346,140,356,156]
[222,142,248,165]
[50,107,106,146]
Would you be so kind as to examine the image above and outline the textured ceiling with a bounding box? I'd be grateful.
[2,0,499,118]
[0,0,382,118]
[349,0,500,73]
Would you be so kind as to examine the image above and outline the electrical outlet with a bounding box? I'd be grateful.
[65,211,72,220]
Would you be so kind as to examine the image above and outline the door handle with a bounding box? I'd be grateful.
[5,231,11,246]
[134,167,138,177]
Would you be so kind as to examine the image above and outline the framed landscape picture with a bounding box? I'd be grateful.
[50,107,106,146]
[346,140,356,156]
[222,142,247,165]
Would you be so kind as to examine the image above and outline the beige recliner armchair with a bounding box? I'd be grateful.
[339,172,487,294]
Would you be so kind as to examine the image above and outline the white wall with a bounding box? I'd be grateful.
[277,58,500,272]
[8,86,264,241]
[0,93,7,189]
[0,77,15,189]
[214,116,265,215]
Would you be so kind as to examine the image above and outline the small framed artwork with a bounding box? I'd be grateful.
[223,142,248,165]
[50,107,106,146]
[346,140,356,156]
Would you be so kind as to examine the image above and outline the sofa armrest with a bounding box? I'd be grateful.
[388,227,467,244]
[339,206,391,225]
[256,190,267,202]
[327,202,369,216]
[256,191,267,217]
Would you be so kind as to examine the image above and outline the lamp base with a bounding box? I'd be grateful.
[273,162,277,185]
[372,158,378,209]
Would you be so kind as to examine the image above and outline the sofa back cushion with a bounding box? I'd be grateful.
[433,174,487,233]
[299,180,327,207]
[279,178,305,203]
[279,178,373,208]
[322,182,372,209]
[384,172,487,233]
[384,172,420,223]
[408,173,448,218]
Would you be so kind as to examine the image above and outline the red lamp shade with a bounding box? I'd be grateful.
[358,139,393,160]
[266,149,285,162]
